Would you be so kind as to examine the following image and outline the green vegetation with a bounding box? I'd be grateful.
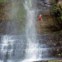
[50,0,62,31]
[0,0,8,3]
[17,4,26,33]
[48,60,62,62]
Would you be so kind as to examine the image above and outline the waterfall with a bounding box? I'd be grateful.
[22,0,40,62]
[0,0,50,62]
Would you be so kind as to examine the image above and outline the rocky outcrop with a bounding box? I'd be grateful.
[0,2,12,34]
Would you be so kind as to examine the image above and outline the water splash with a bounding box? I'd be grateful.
[1,35,15,62]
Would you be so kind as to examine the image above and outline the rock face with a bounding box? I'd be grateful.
[36,0,62,60]
[0,1,19,34]
[36,0,54,34]
[36,0,62,34]
[0,2,13,34]
[0,2,10,34]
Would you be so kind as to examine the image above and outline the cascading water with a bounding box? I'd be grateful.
[22,0,40,62]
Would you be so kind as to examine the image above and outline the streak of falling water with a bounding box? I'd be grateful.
[22,0,40,62]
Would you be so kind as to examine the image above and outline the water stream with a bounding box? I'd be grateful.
[22,0,40,62]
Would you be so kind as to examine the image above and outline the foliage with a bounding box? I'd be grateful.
[50,0,62,31]
[0,0,8,3]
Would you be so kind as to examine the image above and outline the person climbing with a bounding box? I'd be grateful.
[38,14,43,21]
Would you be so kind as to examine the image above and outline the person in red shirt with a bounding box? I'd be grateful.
[38,14,43,21]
